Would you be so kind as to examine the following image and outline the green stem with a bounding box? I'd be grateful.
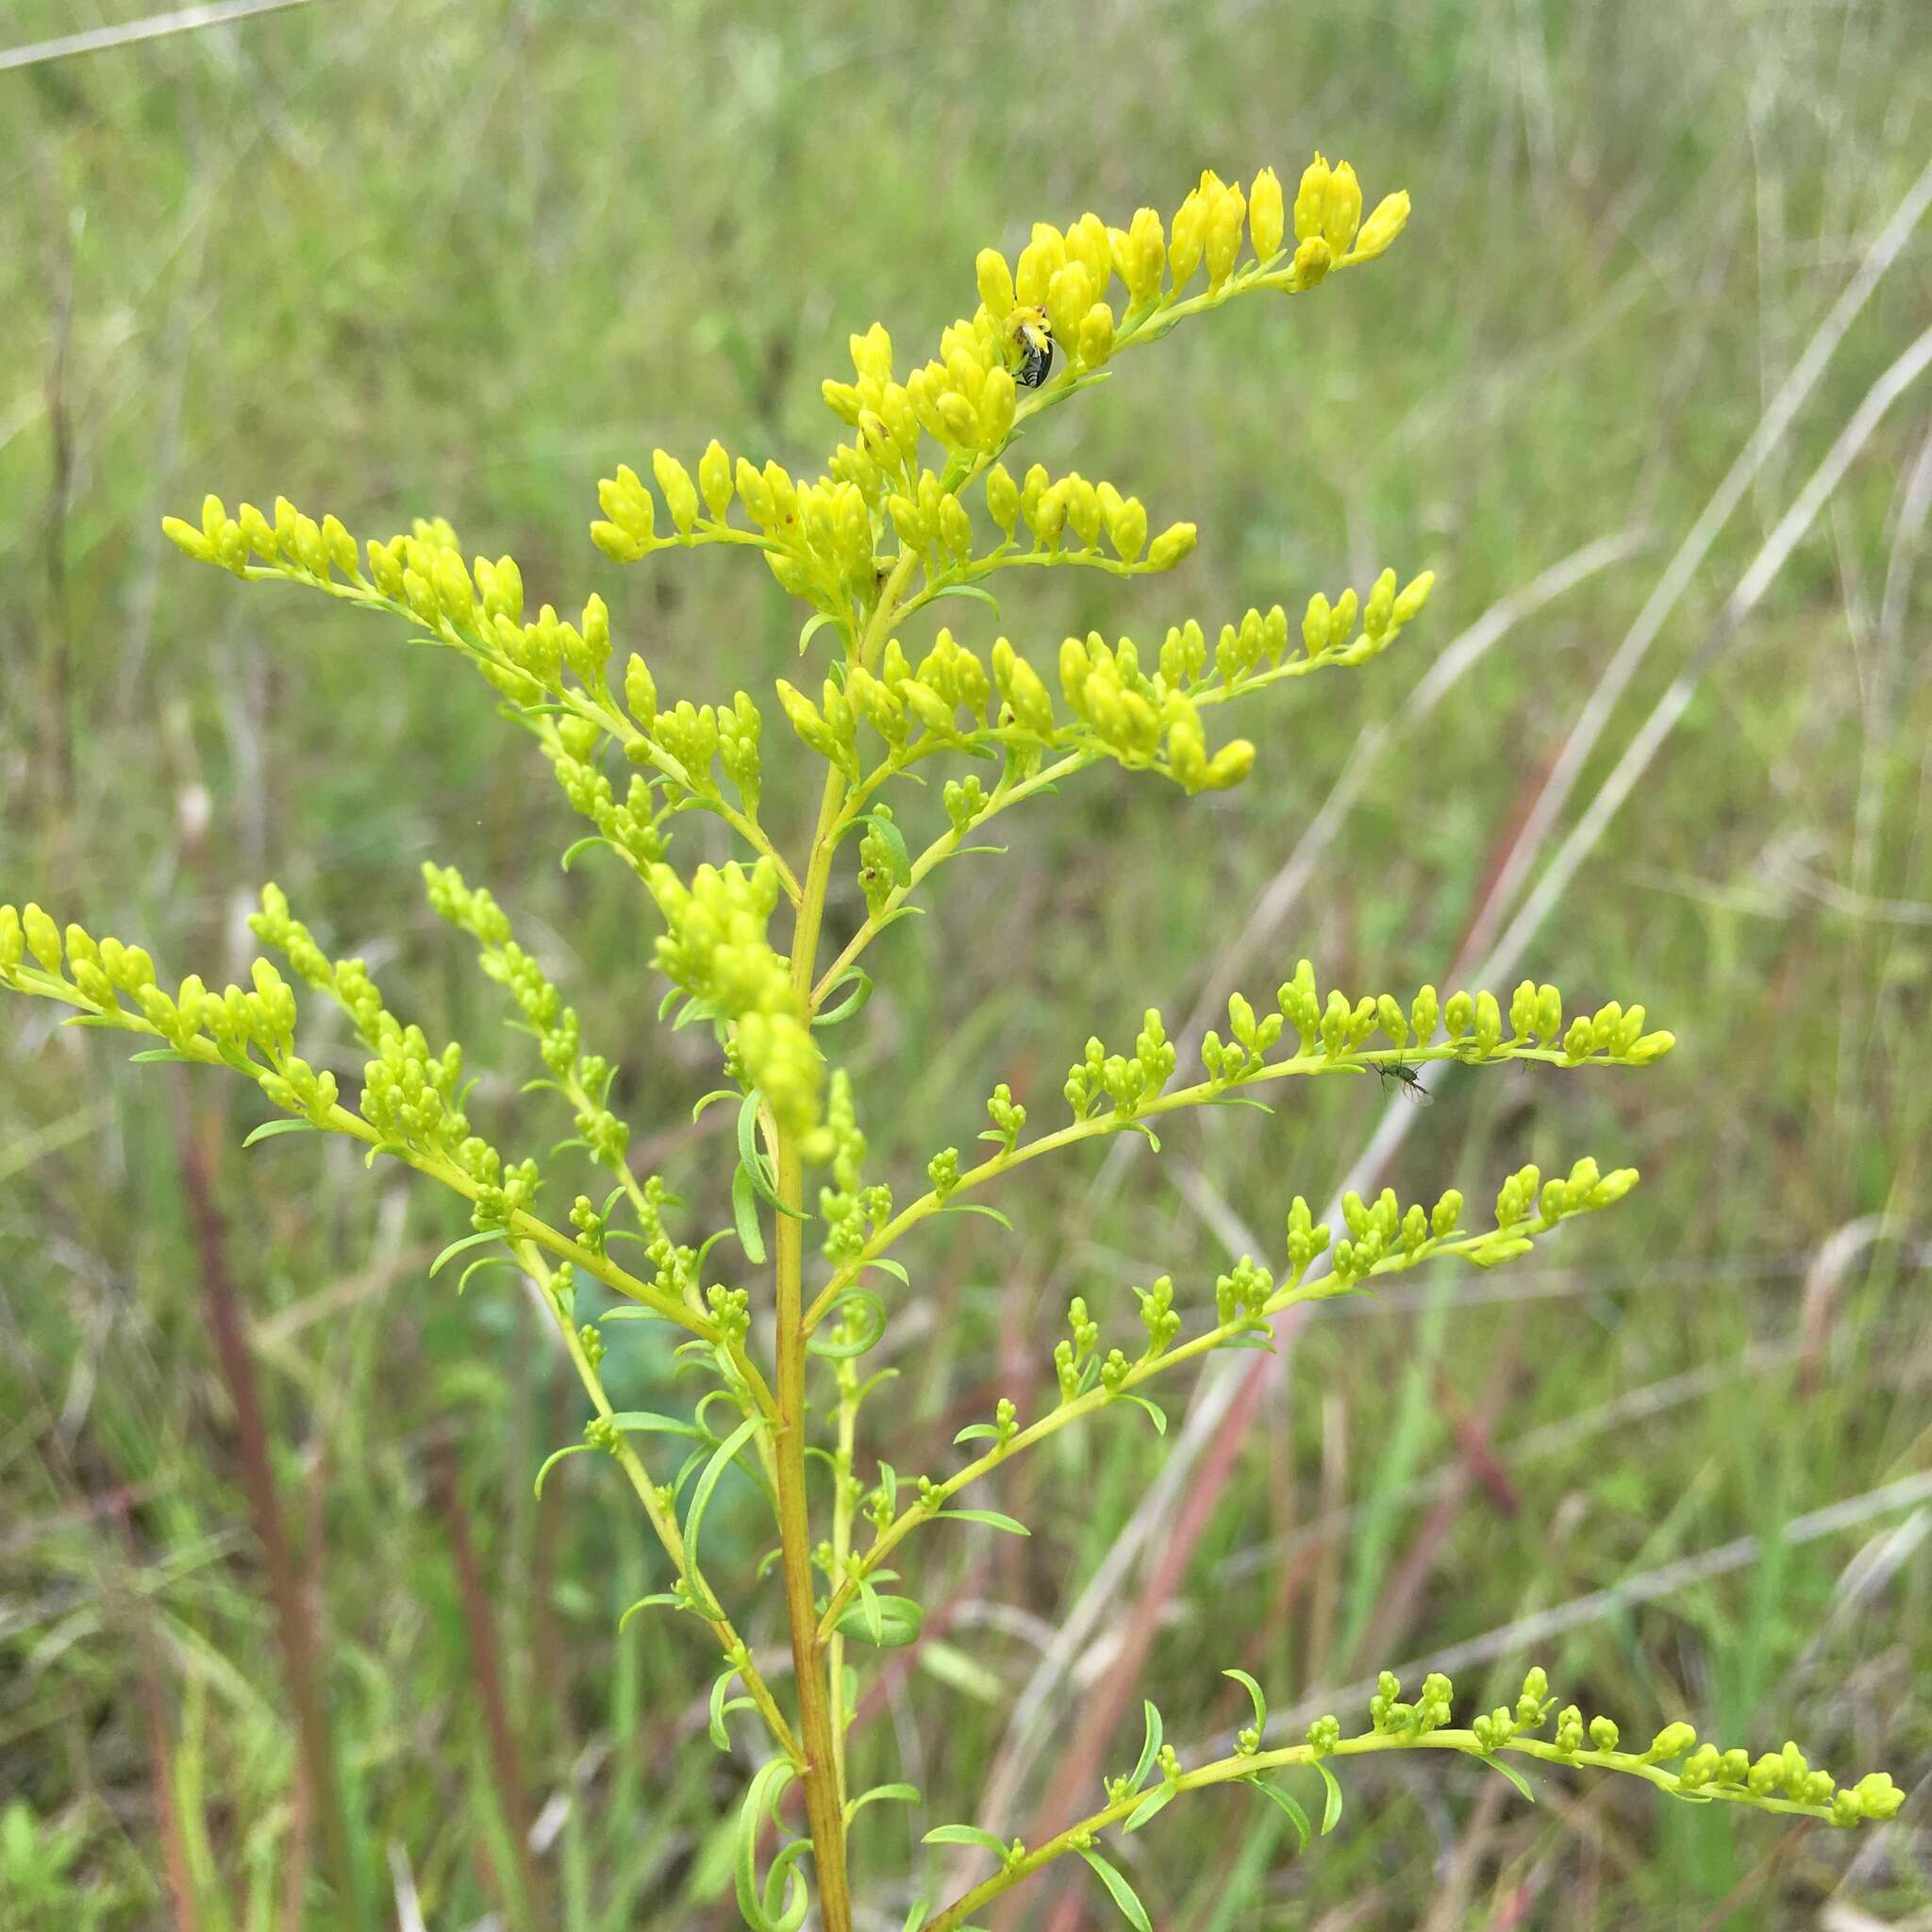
[813,1213,1532,1642]
[522,1241,800,1762]
[803,1039,1612,1331]
[925,1729,1840,1931]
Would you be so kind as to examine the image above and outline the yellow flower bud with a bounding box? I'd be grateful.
[23,903,62,972]
[1168,192,1206,291]
[1293,153,1333,244]
[653,452,699,536]
[1205,183,1247,288]
[1250,167,1285,259]
[985,462,1020,536]
[1045,260,1093,346]
[979,364,1017,443]
[698,440,734,519]
[1288,235,1332,291]
[1077,301,1115,368]
[1324,160,1362,256]
[1350,190,1411,262]
[1015,227,1066,308]
[975,247,1015,317]
[1147,522,1198,571]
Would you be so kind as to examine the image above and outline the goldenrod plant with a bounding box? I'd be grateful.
[1,157,1901,1929]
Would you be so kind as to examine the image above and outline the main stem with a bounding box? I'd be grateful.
[773,758,857,1932]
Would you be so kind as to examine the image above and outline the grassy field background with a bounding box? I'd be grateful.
[4,1,1931,1925]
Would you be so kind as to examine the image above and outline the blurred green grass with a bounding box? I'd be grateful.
[3,0,1931,1925]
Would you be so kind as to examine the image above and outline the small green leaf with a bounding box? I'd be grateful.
[921,1824,1008,1857]
[709,1666,745,1750]
[1129,1701,1163,1792]
[736,1758,808,1932]
[860,1256,910,1285]
[937,1202,1014,1230]
[924,581,1002,618]
[1117,1393,1166,1435]
[1078,1848,1152,1932]
[836,1593,924,1648]
[936,1509,1029,1536]
[954,1423,1002,1444]
[242,1118,322,1148]
[128,1047,193,1063]
[847,1783,921,1822]
[797,609,840,655]
[534,1442,595,1498]
[559,835,609,872]
[814,968,874,1028]
[733,1164,767,1265]
[1315,1760,1343,1835]
[458,1255,520,1295]
[616,1591,682,1632]
[807,1286,886,1358]
[1476,1753,1538,1805]
[683,1414,765,1613]
[1224,1668,1267,1737]
[605,1411,708,1440]
[1124,1785,1175,1831]
[863,813,912,888]
[430,1230,506,1277]
[692,1086,741,1122]
[1244,1777,1309,1853]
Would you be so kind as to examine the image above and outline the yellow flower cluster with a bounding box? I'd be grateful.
[645,858,820,1139]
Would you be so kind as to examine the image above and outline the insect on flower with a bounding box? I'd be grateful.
[1376,1059,1432,1104]
[1010,307,1054,388]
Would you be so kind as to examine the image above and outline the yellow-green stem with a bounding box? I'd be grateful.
[926,1729,1840,1931]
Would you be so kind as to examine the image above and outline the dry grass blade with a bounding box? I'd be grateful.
[0,0,316,75]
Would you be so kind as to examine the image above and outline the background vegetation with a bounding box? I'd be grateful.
[3,1,1929,1925]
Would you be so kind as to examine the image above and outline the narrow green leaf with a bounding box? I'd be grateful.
[1124,1785,1175,1831]
[692,1086,741,1122]
[605,1411,708,1440]
[1117,1394,1166,1435]
[1078,1849,1152,1932]
[1315,1760,1343,1835]
[1244,1777,1309,1853]
[242,1118,322,1148]
[924,582,1002,618]
[954,1423,1003,1444]
[807,1286,886,1358]
[836,1593,923,1648]
[682,1414,765,1611]
[732,1164,767,1265]
[534,1442,595,1498]
[709,1666,750,1751]
[847,1782,921,1821]
[860,1256,910,1285]
[736,1759,808,1932]
[921,1824,1008,1857]
[936,1509,1029,1536]
[858,1574,885,1645]
[128,1047,193,1063]
[797,609,840,655]
[1224,1668,1268,1737]
[617,1592,682,1633]
[1476,1753,1538,1805]
[814,968,874,1028]
[938,1202,1014,1230]
[559,835,609,872]
[458,1255,520,1295]
[430,1229,506,1277]
[862,813,912,888]
[1129,1701,1163,1792]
